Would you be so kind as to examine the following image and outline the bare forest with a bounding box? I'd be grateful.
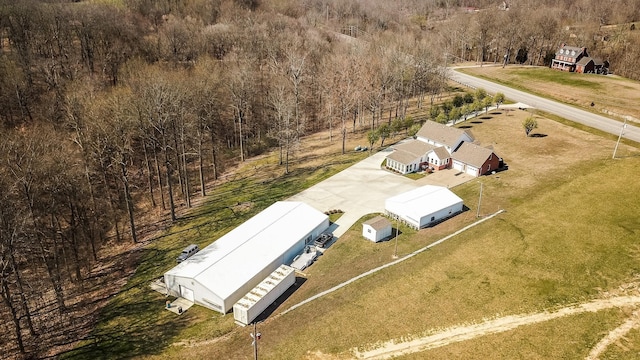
[0,0,639,358]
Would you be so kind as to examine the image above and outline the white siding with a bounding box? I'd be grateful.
[385,186,464,229]
[164,201,329,313]
[363,223,392,242]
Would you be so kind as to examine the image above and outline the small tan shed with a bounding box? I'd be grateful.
[362,216,393,242]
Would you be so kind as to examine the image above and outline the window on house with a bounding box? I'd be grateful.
[430,216,435,222]
[367,228,371,233]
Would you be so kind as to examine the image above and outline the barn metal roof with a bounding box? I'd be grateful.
[165,201,327,300]
[385,185,463,222]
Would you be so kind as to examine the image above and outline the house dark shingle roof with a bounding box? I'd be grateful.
[555,45,587,58]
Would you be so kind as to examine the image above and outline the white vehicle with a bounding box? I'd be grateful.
[176,244,199,263]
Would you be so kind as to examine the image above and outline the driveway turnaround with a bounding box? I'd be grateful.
[288,146,474,238]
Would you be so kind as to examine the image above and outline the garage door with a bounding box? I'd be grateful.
[180,285,195,302]
[466,166,478,176]
[452,161,464,172]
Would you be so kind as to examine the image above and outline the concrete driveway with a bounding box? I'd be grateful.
[288,145,474,238]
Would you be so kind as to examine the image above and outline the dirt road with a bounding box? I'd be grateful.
[354,295,640,359]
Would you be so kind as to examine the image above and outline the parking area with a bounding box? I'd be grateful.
[288,145,474,238]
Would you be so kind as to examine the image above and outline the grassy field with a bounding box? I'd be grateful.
[171,110,640,359]
[64,76,640,359]
[460,65,640,124]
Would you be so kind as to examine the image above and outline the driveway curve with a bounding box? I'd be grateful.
[449,68,640,143]
[288,145,473,238]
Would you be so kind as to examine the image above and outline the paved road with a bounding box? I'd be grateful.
[448,68,640,143]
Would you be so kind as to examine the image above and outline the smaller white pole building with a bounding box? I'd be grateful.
[362,216,393,242]
[164,201,329,314]
[385,185,463,229]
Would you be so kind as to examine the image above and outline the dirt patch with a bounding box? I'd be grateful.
[353,295,640,359]
[585,308,640,360]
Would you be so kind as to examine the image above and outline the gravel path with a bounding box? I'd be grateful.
[354,295,640,359]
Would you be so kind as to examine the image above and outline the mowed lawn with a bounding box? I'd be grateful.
[126,109,640,359]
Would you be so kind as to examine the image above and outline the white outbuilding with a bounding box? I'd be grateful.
[385,185,463,229]
[362,216,393,242]
[164,201,329,314]
[233,264,296,326]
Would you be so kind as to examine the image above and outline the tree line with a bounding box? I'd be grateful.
[0,0,638,358]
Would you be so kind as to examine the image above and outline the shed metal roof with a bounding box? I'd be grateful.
[363,215,392,231]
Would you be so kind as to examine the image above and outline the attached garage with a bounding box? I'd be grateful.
[452,142,501,178]
[452,160,465,172]
[465,165,479,177]
[385,185,464,229]
[164,201,329,314]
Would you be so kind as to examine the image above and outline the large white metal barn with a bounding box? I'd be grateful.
[385,185,463,229]
[164,201,329,314]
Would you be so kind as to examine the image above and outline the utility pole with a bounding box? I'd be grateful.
[612,119,627,159]
[392,219,399,259]
[251,322,261,360]
[476,182,483,218]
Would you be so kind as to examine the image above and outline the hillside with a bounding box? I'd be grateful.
[1,0,639,358]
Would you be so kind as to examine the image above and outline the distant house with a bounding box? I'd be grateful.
[576,57,610,74]
[551,44,609,74]
[385,120,502,177]
[551,44,588,72]
[362,216,393,242]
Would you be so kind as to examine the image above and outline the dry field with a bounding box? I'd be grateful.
[126,105,640,360]
[462,65,640,124]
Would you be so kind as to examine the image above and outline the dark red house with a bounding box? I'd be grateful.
[551,44,588,72]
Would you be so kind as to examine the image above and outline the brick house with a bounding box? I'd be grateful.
[551,44,588,72]
[385,121,503,177]
[575,57,610,74]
